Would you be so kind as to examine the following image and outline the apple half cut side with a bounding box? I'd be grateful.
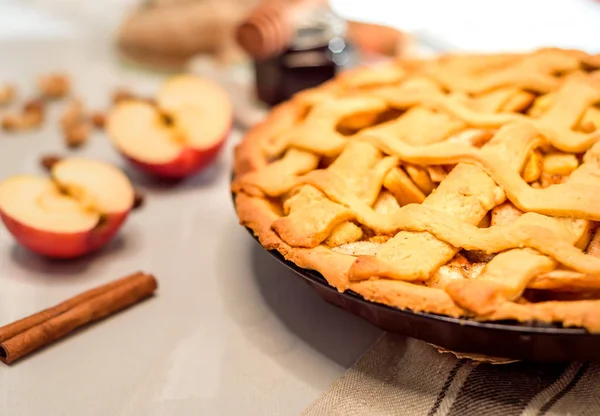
[106,75,233,179]
[0,158,135,259]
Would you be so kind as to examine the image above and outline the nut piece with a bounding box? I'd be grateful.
[91,112,105,129]
[112,89,136,105]
[40,155,63,171]
[64,122,91,148]
[1,108,44,132]
[132,190,145,210]
[60,98,84,128]
[22,98,46,126]
[111,88,155,106]
[23,98,45,115]
[37,73,70,99]
[60,98,90,148]
[1,96,46,132]
[23,108,44,126]
[2,114,24,131]
[0,84,16,106]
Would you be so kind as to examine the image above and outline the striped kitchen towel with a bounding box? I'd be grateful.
[302,334,599,416]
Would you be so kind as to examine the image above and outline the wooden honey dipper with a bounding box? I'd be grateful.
[235,0,327,60]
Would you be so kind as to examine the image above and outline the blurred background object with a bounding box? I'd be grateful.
[4,0,600,55]
[234,0,408,105]
[329,0,600,54]
[2,0,600,128]
[116,0,408,73]
[116,0,262,70]
[237,0,352,106]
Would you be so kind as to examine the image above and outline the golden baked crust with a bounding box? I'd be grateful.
[232,48,600,333]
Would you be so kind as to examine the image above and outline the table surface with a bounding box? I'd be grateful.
[4,1,599,414]
[0,25,381,416]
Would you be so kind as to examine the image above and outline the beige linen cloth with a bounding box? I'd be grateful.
[302,334,600,416]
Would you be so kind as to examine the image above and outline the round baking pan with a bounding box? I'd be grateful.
[242,227,600,362]
[231,175,600,362]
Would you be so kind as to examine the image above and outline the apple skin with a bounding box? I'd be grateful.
[125,130,229,179]
[0,210,129,259]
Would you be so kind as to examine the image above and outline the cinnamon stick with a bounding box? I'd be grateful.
[0,272,158,364]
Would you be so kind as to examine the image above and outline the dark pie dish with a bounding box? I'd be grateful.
[248,226,600,362]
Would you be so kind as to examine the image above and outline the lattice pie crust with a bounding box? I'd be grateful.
[232,48,600,332]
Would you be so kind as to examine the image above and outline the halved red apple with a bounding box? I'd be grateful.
[0,158,135,258]
[106,75,233,179]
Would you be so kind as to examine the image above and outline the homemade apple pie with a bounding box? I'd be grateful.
[232,48,600,332]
